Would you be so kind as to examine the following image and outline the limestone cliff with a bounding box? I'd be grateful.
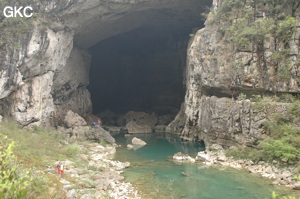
[0,0,210,126]
[0,0,299,151]
[168,0,300,148]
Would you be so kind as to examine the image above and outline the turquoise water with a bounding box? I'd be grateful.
[114,133,299,199]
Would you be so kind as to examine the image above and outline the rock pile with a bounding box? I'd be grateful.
[173,152,195,163]
[53,142,141,199]
[98,110,175,134]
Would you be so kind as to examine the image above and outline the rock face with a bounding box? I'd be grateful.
[168,0,300,148]
[0,0,299,153]
[171,97,293,147]
[0,0,209,127]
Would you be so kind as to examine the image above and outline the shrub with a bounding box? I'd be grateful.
[0,134,31,199]
[99,139,108,146]
[250,94,263,102]
[279,94,296,103]
[251,101,265,110]
[226,146,262,162]
[237,93,247,101]
[272,191,297,199]
[288,100,300,119]
[259,137,299,162]
[66,145,80,157]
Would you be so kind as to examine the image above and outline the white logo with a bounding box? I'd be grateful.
[3,6,33,18]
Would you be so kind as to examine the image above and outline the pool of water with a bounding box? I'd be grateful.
[113,133,298,199]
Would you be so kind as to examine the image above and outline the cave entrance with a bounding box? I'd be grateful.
[83,2,208,125]
[88,26,187,115]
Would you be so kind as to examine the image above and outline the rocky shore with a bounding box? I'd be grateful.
[173,144,300,191]
[53,142,141,199]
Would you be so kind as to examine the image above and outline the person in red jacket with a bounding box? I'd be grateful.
[56,162,61,174]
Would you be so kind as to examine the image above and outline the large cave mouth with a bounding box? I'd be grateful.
[85,3,208,118]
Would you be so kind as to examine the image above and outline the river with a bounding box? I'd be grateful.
[113,133,298,199]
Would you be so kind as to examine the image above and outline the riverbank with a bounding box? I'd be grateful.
[56,142,141,199]
[174,143,300,191]
[0,121,141,199]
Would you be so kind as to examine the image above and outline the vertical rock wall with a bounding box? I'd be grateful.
[168,0,300,148]
[0,22,75,126]
[0,0,210,126]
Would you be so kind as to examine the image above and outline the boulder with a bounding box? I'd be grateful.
[173,152,195,163]
[117,111,157,127]
[103,126,124,136]
[72,126,90,138]
[127,144,134,149]
[85,127,115,144]
[216,151,227,162]
[126,121,152,133]
[293,182,300,190]
[64,110,87,128]
[209,144,223,151]
[132,137,147,146]
[196,151,211,162]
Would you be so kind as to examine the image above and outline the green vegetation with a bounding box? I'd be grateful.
[272,191,298,199]
[0,134,31,199]
[0,120,81,198]
[207,0,299,81]
[66,144,80,157]
[0,1,48,50]
[227,94,300,164]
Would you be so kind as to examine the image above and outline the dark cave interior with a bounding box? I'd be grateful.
[87,8,206,116]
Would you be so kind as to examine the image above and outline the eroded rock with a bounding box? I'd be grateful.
[85,127,115,144]
[64,110,87,128]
